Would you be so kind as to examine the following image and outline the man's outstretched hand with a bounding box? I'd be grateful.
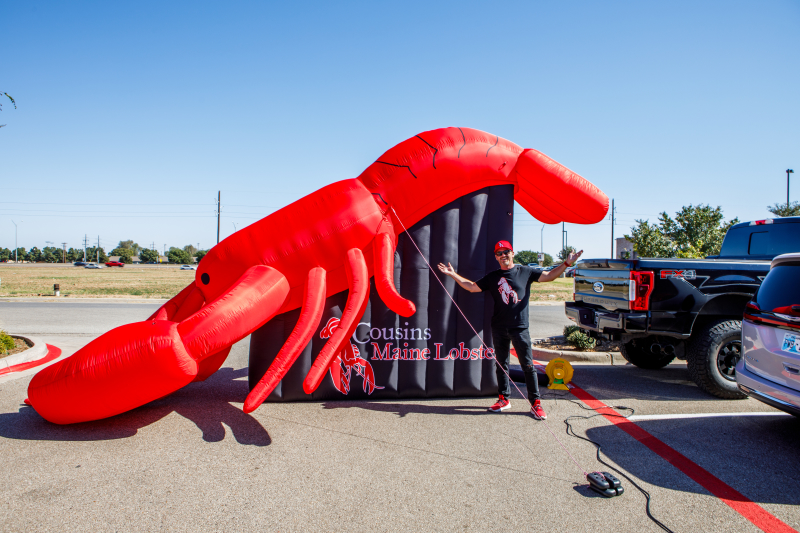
[567,250,584,266]
[437,262,455,276]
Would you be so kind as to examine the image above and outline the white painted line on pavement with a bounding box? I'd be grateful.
[628,412,792,421]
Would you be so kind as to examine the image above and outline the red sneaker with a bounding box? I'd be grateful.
[489,395,511,412]
[531,400,547,420]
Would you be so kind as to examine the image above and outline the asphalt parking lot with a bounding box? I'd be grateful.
[1,300,798,532]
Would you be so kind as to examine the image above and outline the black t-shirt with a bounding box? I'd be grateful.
[476,265,541,328]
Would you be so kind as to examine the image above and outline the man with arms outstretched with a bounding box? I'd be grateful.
[437,241,582,420]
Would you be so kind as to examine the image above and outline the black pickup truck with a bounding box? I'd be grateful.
[565,216,800,398]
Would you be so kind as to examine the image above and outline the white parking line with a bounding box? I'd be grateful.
[628,412,792,421]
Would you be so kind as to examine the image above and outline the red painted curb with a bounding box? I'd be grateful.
[567,381,797,533]
[0,344,62,376]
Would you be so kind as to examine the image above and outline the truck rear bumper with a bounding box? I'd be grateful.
[565,302,646,333]
[564,302,690,339]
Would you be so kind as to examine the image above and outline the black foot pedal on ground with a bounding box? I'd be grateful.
[587,472,624,497]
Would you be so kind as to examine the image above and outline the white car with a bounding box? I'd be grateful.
[736,253,800,416]
[84,263,104,269]
[180,265,196,270]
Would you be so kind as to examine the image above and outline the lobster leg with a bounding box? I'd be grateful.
[373,232,415,317]
[303,248,370,394]
[243,267,327,413]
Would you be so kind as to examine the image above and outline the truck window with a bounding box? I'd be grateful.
[748,232,769,255]
[720,222,800,258]
[719,226,750,257]
[770,224,800,256]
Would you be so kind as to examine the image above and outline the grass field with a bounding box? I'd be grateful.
[529,276,573,302]
[0,266,195,298]
[0,266,575,301]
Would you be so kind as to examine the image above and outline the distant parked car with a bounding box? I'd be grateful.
[105,261,124,267]
[180,265,196,270]
[84,263,104,269]
[565,266,576,277]
[736,253,800,416]
[73,261,87,266]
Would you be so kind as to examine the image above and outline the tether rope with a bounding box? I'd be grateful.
[390,206,589,477]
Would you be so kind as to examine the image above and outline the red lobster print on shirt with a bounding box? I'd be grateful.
[498,278,519,305]
[320,317,383,395]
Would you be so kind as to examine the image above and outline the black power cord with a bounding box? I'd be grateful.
[543,392,675,533]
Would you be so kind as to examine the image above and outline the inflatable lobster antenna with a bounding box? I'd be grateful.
[26,127,608,424]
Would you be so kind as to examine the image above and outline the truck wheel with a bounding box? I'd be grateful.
[620,338,675,369]
[686,319,747,399]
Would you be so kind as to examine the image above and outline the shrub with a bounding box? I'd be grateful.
[0,330,15,354]
[563,325,581,338]
[566,330,596,351]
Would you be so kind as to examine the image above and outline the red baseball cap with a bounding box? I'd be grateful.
[494,240,513,253]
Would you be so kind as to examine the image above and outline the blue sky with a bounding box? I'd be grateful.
[2,1,798,259]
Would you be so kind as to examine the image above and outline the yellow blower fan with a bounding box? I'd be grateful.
[545,358,573,390]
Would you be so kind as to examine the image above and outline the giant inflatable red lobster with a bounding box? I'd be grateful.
[27,127,609,424]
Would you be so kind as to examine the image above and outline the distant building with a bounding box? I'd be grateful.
[616,237,637,259]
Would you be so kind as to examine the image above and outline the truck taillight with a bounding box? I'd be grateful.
[629,271,654,311]
[749,219,773,226]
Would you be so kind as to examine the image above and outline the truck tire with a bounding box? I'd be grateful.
[619,338,676,369]
[686,319,747,399]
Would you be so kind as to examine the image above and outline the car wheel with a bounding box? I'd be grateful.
[686,319,747,399]
[619,337,676,369]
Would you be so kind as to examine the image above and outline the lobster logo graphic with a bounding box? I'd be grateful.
[320,317,383,395]
[498,278,519,305]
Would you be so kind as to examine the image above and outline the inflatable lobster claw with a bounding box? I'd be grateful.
[26,127,609,424]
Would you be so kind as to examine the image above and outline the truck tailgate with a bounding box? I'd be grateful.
[573,259,634,311]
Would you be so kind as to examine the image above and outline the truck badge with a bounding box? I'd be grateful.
[593,282,604,293]
[660,269,696,280]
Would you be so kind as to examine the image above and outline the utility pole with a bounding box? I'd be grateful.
[788,169,795,208]
[217,190,221,245]
[610,199,615,258]
[12,220,21,263]
[84,234,88,262]
[62,243,67,263]
[540,224,545,258]
[561,222,565,254]
[97,236,100,263]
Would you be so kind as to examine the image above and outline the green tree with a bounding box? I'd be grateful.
[183,244,198,256]
[67,248,83,262]
[116,240,141,256]
[513,250,537,265]
[14,247,26,262]
[767,202,800,217]
[167,247,192,264]
[0,248,11,262]
[0,92,15,129]
[625,205,738,258]
[139,248,159,263]
[110,247,133,264]
[42,246,60,263]
[27,247,42,262]
[557,246,576,262]
[85,246,108,263]
[624,220,674,258]
[513,250,553,267]
[194,250,208,262]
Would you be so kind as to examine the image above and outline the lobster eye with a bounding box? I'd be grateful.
[201,273,210,285]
